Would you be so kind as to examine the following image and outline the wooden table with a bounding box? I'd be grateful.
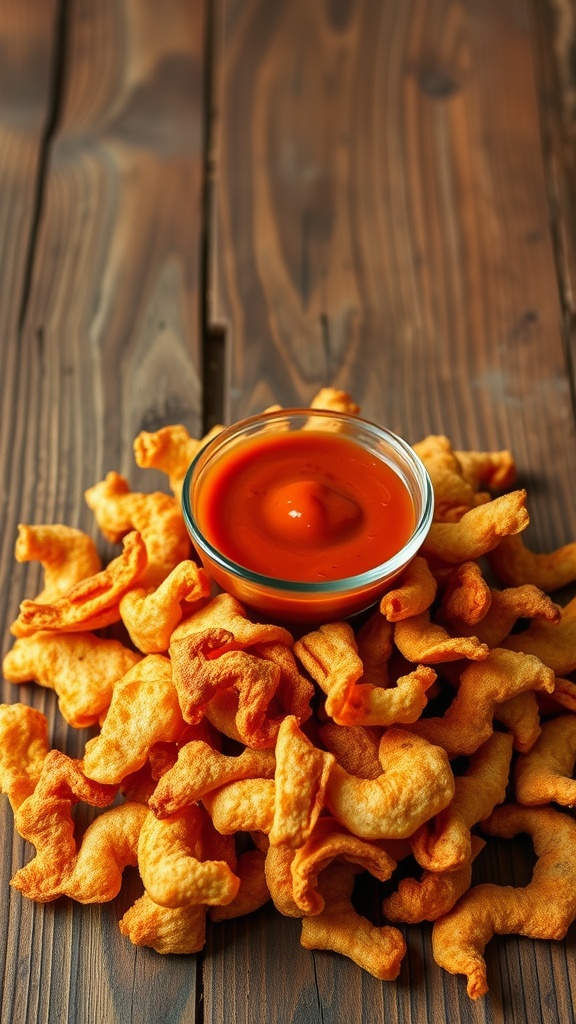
[1,1,575,1021]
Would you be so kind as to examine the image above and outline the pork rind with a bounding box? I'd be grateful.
[85,472,190,587]
[383,835,486,924]
[514,714,576,807]
[133,423,224,500]
[432,804,576,999]
[379,556,438,621]
[3,632,142,727]
[441,584,561,649]
[412,434,480,522]
[488,532,576,592]
[422,490,529,562]
[119,894,207,954]
[503,594,576,675]
[0,703,50,810]
[394,611,489,664]
[119,559,211,653]
[11,531,147,637]
[269,716,334,848]
[14,524,102,602]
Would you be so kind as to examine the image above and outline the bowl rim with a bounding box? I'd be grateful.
[181,408,434,595]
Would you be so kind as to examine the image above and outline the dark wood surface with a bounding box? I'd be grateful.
[1,1,575,1022]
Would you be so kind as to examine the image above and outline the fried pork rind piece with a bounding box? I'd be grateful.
[11,531,148,638]
[149,741,275,818]
[379,556,438,621]
[137,805,240,908]
[412,435,479,522]
[514,714,576,807]
[170,628,285,749]
[309,387,360,414]
[291,816,397,915]
[209,848,270,921]
[171,592,293,649]
[432,804,576,999]
[119,560,211,653]
[325,728,455,840]
[422,490,529,562]
[82,655,186,783]
[394,611,489,664]
[408,648,555,758]
[0,704,50,810]
[339,664,438,728]
[537,675,576,716]
[14,524,103,603]
[454,448,516,492]
[488,532,576,592]
[493,692,542,753]
[120,893,207,954]
[410,733,513,872]
[3,632,142,728]
[85,472,190,588]
[319,723,383,779]
[439,561,492,626]
[133,423,224,500]
[269,717,334,848]
[203,778,276,835]
[443,584,561,649]
[299,862,406,980]
[294,622,363,723]
[383,835,486,924]
[503,595,576,675]
[11,750,117,901]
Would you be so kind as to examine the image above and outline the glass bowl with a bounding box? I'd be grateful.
[181,409,434,624]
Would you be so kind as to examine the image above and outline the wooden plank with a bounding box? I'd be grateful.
[208,1,576,1021]
[1,1,207,1022]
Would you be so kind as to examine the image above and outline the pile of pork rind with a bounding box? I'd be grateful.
[2,388,576,1001]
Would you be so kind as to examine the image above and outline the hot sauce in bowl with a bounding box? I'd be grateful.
[182,409,434,623]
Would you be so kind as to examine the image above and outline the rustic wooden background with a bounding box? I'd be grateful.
[1,1,575,1022]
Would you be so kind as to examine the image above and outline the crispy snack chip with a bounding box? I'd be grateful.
[488,532,576,592]
[0,703,50,810]
[14,524,102,603]
[133,423,224,500]
[383,835,486,924]
[119,559,211,653]
[514,714,576,807]
[422,490,529,562]
[269,716,334,848]
[380,556,438,621]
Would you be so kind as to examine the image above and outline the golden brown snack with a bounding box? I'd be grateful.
[337,664,437,728]
[493,691,542,753]
[294,622,363,723]
[82,655,185,783]
[269,716,334,848]
[432,804,576,999]
[514,714,576,807]
[439,561,492,626]
[324,728,455,840]
[410,733,513,872]
[318,723,383,779]
[503,594,576,675]
[133,423,224,499]
[442,585,561,649]
[407,649,555,757]
[119,893,207,954]
[488,532,576,592]
[209,849,270,921]
[422,490,529,562]
[202,778,275,835]
[85,472,190,588]
[383,835,486,924]
[300,862,406,980]
[453,448,516,492]
[171,592,293,649]
[14,524,102,603]
[394,611,489,664]
[379,556,438,621]
[11,531,147,638]
[412,434,478,522]
[0,703,50,810]
[3,631,142,728]
[119,559,211,653]
[309,387,360,414]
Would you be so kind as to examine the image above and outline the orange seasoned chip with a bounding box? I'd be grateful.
[133,423,224,500]
[380,556,438,621]
[383,835,486,924]
[269,716,334,848]
[119,559,211,653]
[394,611,489,664]
[14,524,102,603]
[488,532,576,592]
[294,622,363,723]
[120,893,207,954]
[503,594,576,675]
[439,561,492,626]
[209,848,270,921]
[514,714,576,807]
[0,703,50,810]
[422,490,529,562]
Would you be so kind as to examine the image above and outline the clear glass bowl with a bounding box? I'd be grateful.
[182,409,434,624]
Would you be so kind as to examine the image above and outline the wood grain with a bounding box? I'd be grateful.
[208,1,576,1021]
[1,1,207,1021]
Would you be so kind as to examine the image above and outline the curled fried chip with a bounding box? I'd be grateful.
[85,472,190,587]
[394,611,489,664]
[410,732,513,872]
[379,556,438,621]
[209,848,270,921]
[264,843,301,917]
[488,532,576,592]
[14,524,102,603]
[119,560,211,653]
[439,561,492,626]
[338,664,437,727]
[443,585,561,649]
[291,816,397,915]
[503,595,576,675]
[432,804,576,999]
[422,490,529,562]
[3,631,142,728]
[355,612,394,687]
[137,805,240,908]
[269,716,334,848]
[294,622,363,722]
[407,648,555,757]
[319,722,383,779]
[514,714,576,807]
[325,728,455,840]
[493,691,542,753]
[202,779,275,835]
[454,448,516,492]
[83,655,185,783]
[0,703,50,810]
[171,592,293,649]
[253,641,314,723]
[300,862,406,980]
[149,741,275,818]
[537,675,576,716]
[383,835,486,924]
[11,750,117,901]
[11,531,147,637]
[309,387,360,414]
[171,629,285,748]
[412,435,478,522]
[119,893,207,954]
[133,423,224,499]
